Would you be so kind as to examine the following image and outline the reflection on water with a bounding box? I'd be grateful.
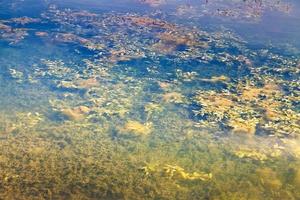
[0,0,300,199]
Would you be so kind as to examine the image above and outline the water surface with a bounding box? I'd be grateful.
[0,0,300,199]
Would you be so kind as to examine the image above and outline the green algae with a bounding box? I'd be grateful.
[0,3,299,199]
[0,108,300,199]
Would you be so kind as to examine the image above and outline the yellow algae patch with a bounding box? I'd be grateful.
[262,106,281,121]
[163,165,212,181]
[124,16,175,30]
[263,82,282,94]
[234,149,268,161]
[207,95,233,108]
[258,97,282,117]
[196,92,233,109]
[141,163,212,182]
[140,163,159,176]
[60,106,90,121]
[282,139,300,159]
[194,91,235,119]
[158,32,196,47]
[144,103,163,113]
[181,172,212,181]
[144,103,163,119]
[263,109,300,136]
[162,92,184,103]
[241,82,282,101]
[241,87,262,101]
[121,120,152,136]
[153,31,208,54]
[193,76,300,137]
[228,118,257,135]
[28,146,47,156]
[57,78,99,89]
[0,155,9,164]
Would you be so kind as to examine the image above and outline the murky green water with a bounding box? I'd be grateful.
[0,0,300,199]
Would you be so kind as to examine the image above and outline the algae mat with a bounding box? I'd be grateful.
[0,0,300,199]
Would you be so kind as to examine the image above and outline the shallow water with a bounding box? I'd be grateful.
[0,0,300,199]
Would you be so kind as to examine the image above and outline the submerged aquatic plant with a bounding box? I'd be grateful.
[0,0,299,199]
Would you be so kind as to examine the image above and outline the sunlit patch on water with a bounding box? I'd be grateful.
[0,0,300,199]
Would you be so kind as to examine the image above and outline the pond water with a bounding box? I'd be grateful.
[0,0,300,199]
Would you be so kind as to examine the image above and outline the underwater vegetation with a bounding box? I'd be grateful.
[0,0,300,199]
[173,0,292,21]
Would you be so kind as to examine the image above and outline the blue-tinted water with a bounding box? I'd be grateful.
[0,0,300,199]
